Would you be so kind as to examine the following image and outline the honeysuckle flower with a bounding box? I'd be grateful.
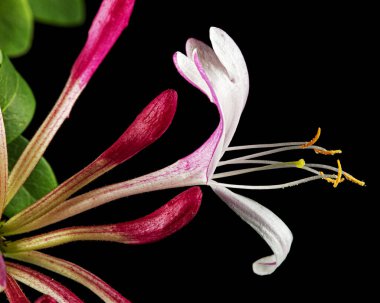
[173,27,364,275]
[1,0,204,301]
[13,27,364,278]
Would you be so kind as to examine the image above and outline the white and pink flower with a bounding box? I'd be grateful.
[1,1,364,301]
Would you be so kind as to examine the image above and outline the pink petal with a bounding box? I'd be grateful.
[99,89,177,164]
[6,262,83,303]
[0,253,6,292]
[34,296,57,303]
[3,89,177,235]
[5,0,135,204]
[8,251,131,303]
[109,186,202,244]
[5,187,202,251]
[211,185,293,275]
[4,274,31,303]
[71,0,135,87]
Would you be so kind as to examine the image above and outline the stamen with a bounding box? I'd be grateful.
[209,174,337,190]
[226,142,304,151]
[314,149,342,156]
[310,163,364,187]
[343,173,365,186]
[333,160,343,188]
[212,159,305,180]
[219,146,307,166]
[301,127,321,148]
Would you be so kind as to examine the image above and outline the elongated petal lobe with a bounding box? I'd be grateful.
[5,187,202,251]
[212,185,293,275]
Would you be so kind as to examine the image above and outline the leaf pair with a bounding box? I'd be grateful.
[0,0,85,57]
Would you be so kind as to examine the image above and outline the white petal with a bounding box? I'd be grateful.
[173,28,250,177]
[173,51,210,98]
[187,38,229,86]
[211,184,293,275]
[208,27,249,153]
[210,27,249,87]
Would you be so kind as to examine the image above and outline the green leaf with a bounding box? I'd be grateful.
[29,0,85,27]
[4,136,58,217]
[0,0,33,57]
[0,50,36,144]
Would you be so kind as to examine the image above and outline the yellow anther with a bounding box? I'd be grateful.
[319,171,334,184]
[301,127,321,148]
[343,172,365,187]
[333,160,342,188]
[319,170,345,187]
[314,149,342,156]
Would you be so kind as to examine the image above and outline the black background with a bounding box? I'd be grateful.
[11,0,373,302]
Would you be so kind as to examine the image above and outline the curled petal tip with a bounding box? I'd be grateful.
[212,186,292,276]
[252,256,278,276]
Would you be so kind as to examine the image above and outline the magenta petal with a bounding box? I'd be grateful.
[5,187,202,252]
[4,274,31,303]
[100,89,178,164]
[0,253,6,292]
[2,89,177,236]
[71,0,135,86]
[34,295,57,303]
[111,186,202,244]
